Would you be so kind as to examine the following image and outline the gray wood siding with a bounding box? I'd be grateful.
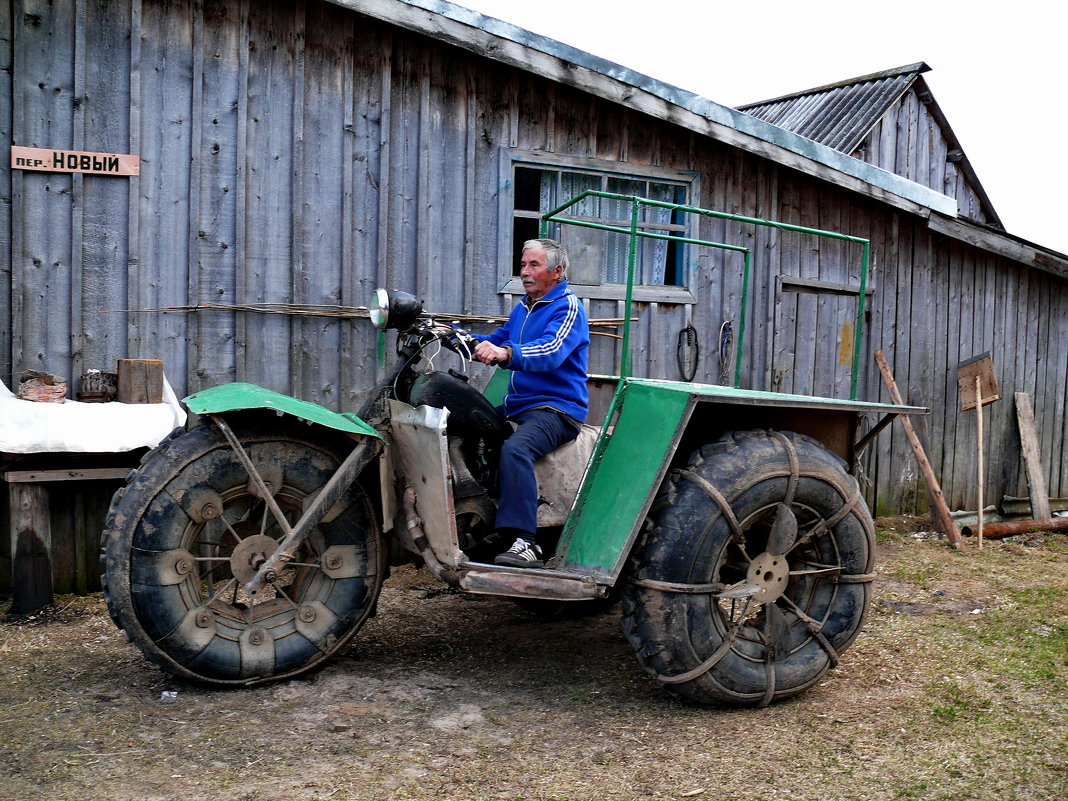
[861,91,991,226]
[1,0,11,384]
[2,0,1067,517]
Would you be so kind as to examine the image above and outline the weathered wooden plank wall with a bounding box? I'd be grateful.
[0,1,12,387]
[1,0,1067,534]
[864,89,991,226]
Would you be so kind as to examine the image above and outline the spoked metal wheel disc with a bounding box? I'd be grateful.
[621,430,874,706]
[102,417,383,685]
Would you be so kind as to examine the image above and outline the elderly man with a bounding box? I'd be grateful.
[472,238,590,568]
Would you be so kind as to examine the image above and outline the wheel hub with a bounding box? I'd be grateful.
[230,534,281,584]
[746,552,790,604]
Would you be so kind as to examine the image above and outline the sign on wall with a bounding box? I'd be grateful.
[10,146,140,176]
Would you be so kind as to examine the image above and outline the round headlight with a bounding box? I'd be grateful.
[368,289,423,331]
[369,288,390,330]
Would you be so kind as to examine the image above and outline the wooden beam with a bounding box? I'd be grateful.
[874,350,961,547]
[1014,392,1052,520]
[8,482,53,614]
[2,468,132,483]
[780,275,874,297]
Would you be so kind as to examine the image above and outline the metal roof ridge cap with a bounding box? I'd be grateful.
[737,62,931,109]
[332,1,955,215]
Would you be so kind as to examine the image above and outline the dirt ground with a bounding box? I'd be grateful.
[1,520,1066,801]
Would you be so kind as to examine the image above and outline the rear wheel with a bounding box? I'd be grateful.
[621,430,874,706]
[101,415,383,685]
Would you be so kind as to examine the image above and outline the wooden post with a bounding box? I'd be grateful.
[8,482,53,614]
[117,359,164,404]
[975,376,984,550]
[3,467,132,614]
[1013,392,1051,520]
[957,354,999,552]
[874,350,961,547]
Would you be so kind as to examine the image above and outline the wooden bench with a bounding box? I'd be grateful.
[2,453,143,615]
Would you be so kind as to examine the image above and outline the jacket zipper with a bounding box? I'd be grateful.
[505,295,551,415]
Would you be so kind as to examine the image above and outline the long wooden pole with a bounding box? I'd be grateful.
[1013,392,1051,520]
[874,350,961,547]
[975,376,984,550]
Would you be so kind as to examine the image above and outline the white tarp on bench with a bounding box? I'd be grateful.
[0,377,187,454]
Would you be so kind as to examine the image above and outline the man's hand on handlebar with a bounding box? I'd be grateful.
[474,341,510,366]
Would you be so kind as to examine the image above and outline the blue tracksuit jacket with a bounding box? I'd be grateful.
[475,281,589,422]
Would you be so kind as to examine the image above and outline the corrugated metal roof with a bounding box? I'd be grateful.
[738,62,1000,228]
[738,63,929,153]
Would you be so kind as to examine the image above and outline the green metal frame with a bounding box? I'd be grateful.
[538,191,871,401]
[536,193,877,580]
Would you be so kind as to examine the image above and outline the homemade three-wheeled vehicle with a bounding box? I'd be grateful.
[101,194,922,706]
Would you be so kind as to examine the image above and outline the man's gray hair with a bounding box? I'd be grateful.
[523,238,569,280]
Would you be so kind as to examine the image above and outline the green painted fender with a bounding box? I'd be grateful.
[183,382,382,440]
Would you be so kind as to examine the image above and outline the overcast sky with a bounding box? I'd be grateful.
[452,0,1067,255]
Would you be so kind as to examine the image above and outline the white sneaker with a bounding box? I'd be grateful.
[494,537,544,568]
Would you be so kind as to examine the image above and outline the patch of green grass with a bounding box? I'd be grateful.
[889,561,942,588]
[895,778,931,799]
[926,678,993,723]
[564,685,604,703]
[875,528,902,544]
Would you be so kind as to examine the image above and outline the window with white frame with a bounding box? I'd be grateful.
[501,152,700,302]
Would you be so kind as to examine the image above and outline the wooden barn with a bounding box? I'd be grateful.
[2,0,1067,597]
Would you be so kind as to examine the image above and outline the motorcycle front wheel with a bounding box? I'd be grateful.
[101,414,383,685]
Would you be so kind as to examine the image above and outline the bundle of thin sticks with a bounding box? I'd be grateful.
[103,302,633,337]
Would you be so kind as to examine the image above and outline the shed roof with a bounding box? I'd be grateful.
[738,62,930,153]
[738,63,1001,228]
[329,0,955,218]
[328,0,1065,271]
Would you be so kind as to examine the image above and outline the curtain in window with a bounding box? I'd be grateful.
[603,178,676,284]
[525,168,686,286]
[643,182,677,285]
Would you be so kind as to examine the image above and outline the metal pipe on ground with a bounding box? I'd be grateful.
[961,517,1068,540]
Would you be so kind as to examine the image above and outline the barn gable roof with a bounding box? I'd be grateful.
[739,62,929,153]
[738,63,1001,229]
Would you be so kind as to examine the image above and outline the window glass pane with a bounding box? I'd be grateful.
[512,217,541,274]
[606,177,645,208]
[603,178,644,282]
[642,182,677,285]
[559,172,601,218]
[514,167,544,212]
[509,155,695,289]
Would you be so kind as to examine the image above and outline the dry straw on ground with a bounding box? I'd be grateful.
[1,521,1065,801]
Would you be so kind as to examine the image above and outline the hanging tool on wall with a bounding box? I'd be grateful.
[717,320,734,386]
[676,324,699,382]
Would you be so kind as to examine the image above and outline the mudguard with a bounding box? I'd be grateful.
[183,382,382,440]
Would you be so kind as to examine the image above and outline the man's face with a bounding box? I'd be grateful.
[519,245,560,300]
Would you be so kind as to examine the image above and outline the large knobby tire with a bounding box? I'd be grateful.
[101,414,383,686]
[621,430,874,707]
